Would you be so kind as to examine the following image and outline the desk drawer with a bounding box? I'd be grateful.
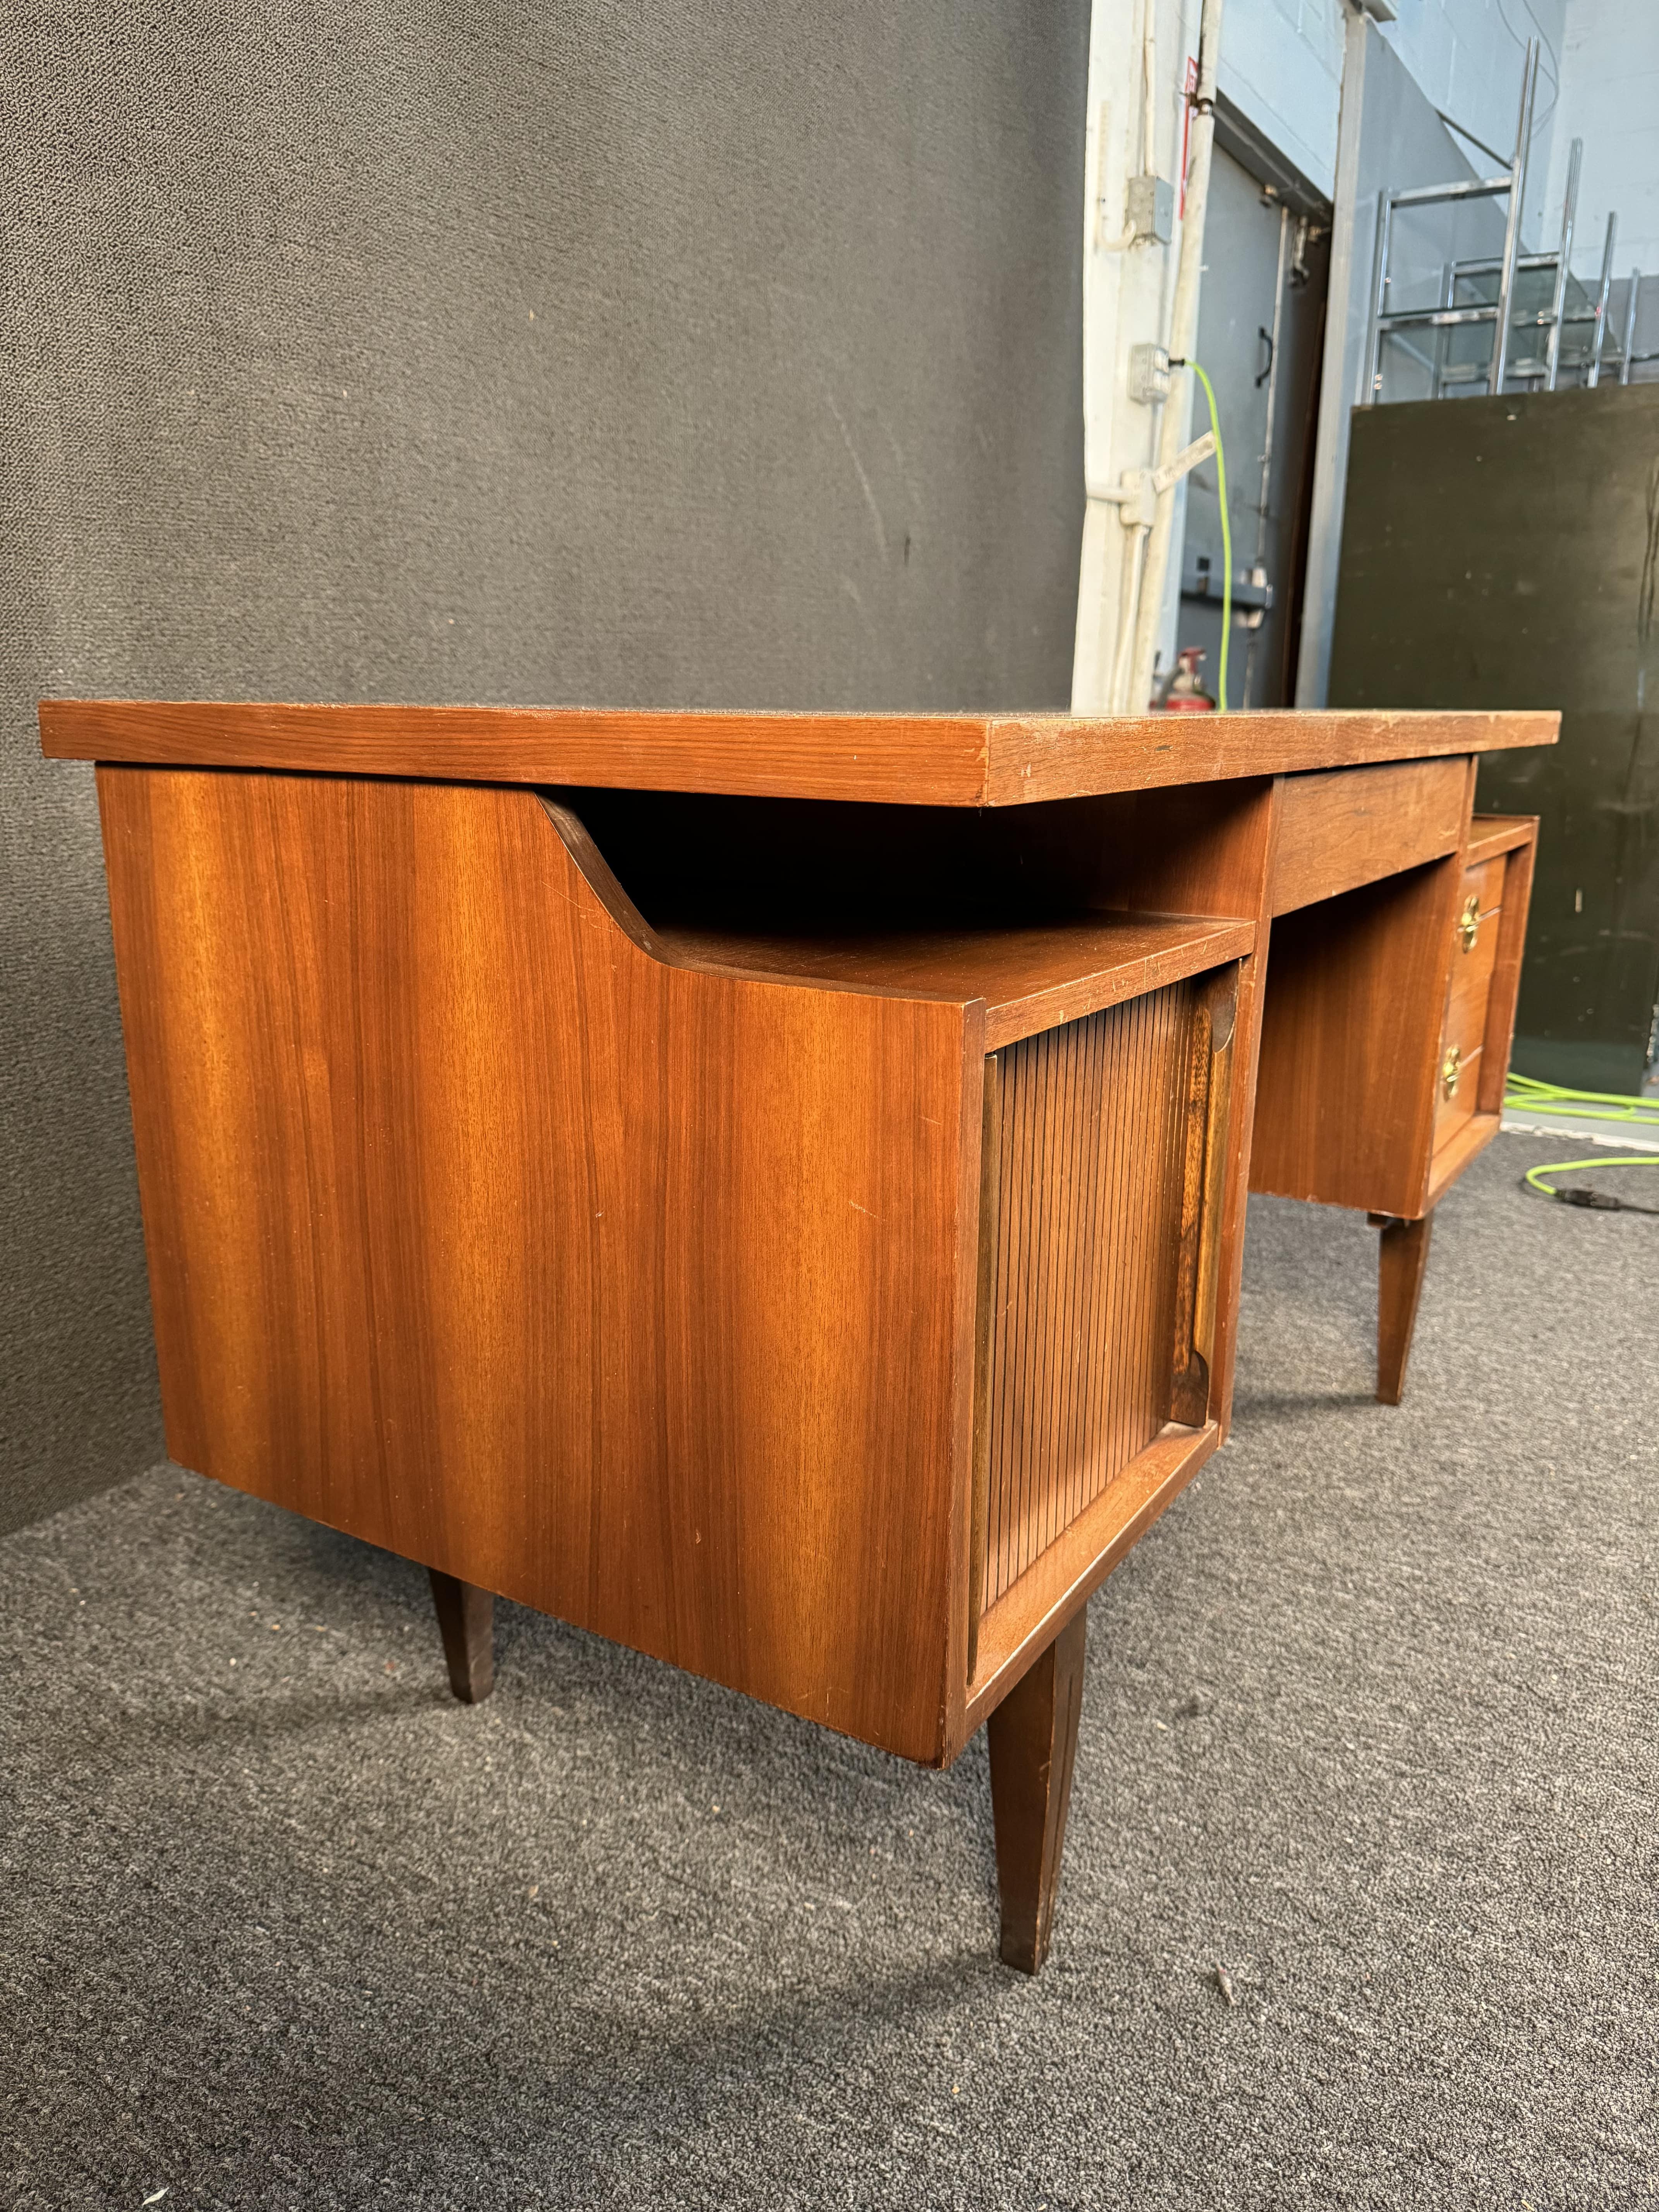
[1434,852,1507,1151]
[1460,854,1506,934]
[1271,757,1468,914]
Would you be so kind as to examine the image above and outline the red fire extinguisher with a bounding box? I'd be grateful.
[1152,646,1216,713]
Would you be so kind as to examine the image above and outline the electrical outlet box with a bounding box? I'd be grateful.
[1127,174,1175,245]
[1128,343,1171,405]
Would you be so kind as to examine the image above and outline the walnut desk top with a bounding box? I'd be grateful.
[40,698,1556,805]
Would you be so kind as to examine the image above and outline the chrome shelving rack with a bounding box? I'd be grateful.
[1362,42,1651,404]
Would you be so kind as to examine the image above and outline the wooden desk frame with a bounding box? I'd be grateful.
[43,701,1553,1972]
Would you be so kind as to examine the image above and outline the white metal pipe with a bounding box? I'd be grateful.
[1620,270,1641,385]
[1587,212,1617,387]
[1241,206,1290,711]
[1255,207,1289,570]
[1489,40,1538,396]
[1140,0,1157,177]
[1108,523,1150,715]
[1364,190,1394,405]
[1125,0,1225,717]
[1390,175,1513,207]
[1544,137,1581,391]
[1431,257,1454,400]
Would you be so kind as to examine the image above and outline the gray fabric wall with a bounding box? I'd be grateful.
[2,4,1089,1535]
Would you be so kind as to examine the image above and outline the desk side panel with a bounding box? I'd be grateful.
[96,766,970,1761]
[1250,854,1462,1218]
[1252,756,1480,1218]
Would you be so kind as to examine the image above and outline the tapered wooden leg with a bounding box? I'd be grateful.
[987,1607,1087,1974]
[1376,1210,1434,1406]
[428,1569,495,1703]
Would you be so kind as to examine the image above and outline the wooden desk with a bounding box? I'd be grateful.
[43,700,1553,1972]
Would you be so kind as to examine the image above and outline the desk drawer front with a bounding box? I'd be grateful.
[1271,757,1469,915]
[978,982,1206,1611]
[1445,861,1503,1046]
[1436,852,1507,1150]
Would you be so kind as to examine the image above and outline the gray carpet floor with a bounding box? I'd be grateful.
[2,1133,1653,2210]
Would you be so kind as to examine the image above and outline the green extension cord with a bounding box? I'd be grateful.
[1186,361,1230,715]
[1505,1072,1659,1213]
[1522,1156,1659,1212]
[1505,1071,1659,1130]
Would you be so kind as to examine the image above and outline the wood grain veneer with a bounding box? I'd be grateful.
[1271,757,1468,914]
[98,764,982,1763]
[1431,833,1534,1170]
[1475,825,1537,1116]
[1256,804,1539,1407]
[1441,864,1503,1082]
[1169,969,1238,1429]
[652,913,1254,1049]
[988,1608,1087,1974]
[979,711,1553,806]
[980,988,1197,1611]
[1461,853,1508,919]
[1424,1110,1504,1209]
[429,1572,495,1704]
[1094,779,1280,1439]
[43,698,1558,807]
[1465,812,1538,867]
[1251,855,1465,1220]
[65,722,1558,1971]
[1376,1215,1433,1406]
[965,1419,1219,1726]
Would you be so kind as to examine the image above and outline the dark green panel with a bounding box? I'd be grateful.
[1328,385,1659,1095]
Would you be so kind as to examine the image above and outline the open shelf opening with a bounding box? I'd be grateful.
[558,786,1152,936]
[552,786,1258,1046]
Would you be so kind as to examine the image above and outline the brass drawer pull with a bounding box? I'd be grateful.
[1457,895,1480,953]
[1441,1045,1462,1100]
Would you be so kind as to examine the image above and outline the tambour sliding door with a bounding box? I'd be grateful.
[969,970,1237,1684]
